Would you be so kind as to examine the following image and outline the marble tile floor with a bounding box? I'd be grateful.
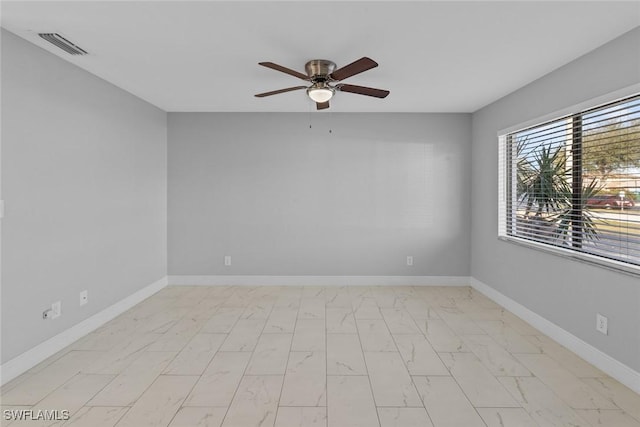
[1,285,639,427]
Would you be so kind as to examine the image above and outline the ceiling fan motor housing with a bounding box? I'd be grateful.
[305,59,336,82]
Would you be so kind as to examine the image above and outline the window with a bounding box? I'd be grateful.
[499,94,640,270]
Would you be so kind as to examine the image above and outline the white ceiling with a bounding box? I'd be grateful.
[2,1,639,112]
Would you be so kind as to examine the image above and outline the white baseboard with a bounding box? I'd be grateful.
[0,276,168,386]
[7,273,636,395]
[168,275,471,287]
[470,277,640,395]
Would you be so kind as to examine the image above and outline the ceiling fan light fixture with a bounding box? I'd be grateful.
[307,85,334,103]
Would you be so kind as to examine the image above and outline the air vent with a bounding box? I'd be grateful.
[38,33,88,55]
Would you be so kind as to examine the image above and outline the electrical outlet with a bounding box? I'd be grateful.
[596,313,608,335]
[224,255,232,266]
[406,256,413,266]
[51,301,61,319]
[80,290,88,306]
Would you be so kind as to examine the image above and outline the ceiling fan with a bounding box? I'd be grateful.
[255,57,390,110]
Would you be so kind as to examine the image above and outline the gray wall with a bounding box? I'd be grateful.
[1,30,167,363]
[168,113,471,276]
[471,27,640,371]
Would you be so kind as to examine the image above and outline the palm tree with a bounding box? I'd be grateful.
[518,143,571,218]
[554,178,601,245]
[516,140,600,246]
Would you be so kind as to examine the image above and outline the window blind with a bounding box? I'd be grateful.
[499,94,640,268]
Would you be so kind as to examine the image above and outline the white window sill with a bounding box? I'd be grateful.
[498,235,640,278]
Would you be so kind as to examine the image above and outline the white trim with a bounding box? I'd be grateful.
[0,276,168,386]
[470,277,640,395]
[497,83,640,136]
[498,236,640,278]
[7,273,636,394]
[168,275,470,287]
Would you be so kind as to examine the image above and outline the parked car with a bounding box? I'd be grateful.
[586,195,635,209]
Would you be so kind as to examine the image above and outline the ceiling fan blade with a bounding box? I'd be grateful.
[337,84,390,98]
[329,57,378,81]
[255,86,307,97]
[316,101,330,110]
[259,62,310,81]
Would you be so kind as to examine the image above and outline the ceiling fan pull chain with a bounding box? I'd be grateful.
[329,110,333,134]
